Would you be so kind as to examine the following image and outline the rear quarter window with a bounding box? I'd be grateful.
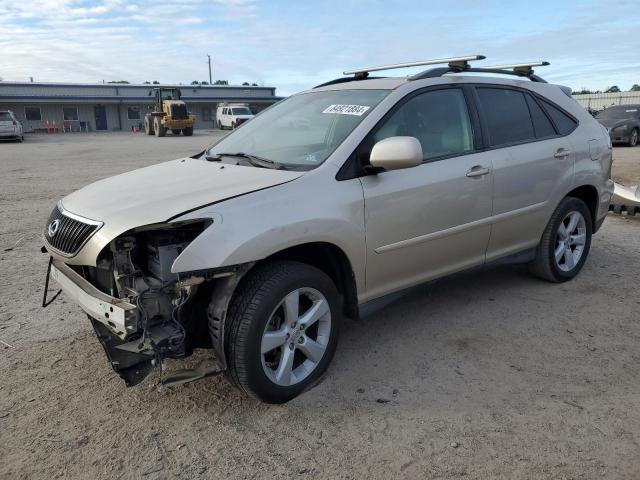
[540,100,577,135]
[477,87,535,146]
[0,112,12,121]
[525,94,556,138]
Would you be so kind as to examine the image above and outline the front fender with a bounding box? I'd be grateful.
[170,173,367,294]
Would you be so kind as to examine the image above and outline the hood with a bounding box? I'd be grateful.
[596,118,631,129]
[61,157,303,235]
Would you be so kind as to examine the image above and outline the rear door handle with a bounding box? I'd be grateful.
[465,165,491,178]
[554,148,571,158]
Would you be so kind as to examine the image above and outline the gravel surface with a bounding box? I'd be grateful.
[1,133,639,479]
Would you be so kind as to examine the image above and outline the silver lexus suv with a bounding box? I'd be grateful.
[42,56,614,403]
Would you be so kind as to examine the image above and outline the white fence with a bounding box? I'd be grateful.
[572,91,640,111]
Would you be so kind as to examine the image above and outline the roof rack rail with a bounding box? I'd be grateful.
[343,55,486,79]
[410,61,550,83]
[313,55,485,89]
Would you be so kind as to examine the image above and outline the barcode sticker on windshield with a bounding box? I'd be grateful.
[322,104,370,116]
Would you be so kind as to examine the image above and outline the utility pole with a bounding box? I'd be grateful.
[207,54,212,84]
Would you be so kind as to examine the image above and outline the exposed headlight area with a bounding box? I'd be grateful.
[70,218,213,385]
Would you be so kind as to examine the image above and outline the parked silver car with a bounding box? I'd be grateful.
[42,56,614,403]
[0,110,24,141]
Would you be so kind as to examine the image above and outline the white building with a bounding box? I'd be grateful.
[0,82,281,132]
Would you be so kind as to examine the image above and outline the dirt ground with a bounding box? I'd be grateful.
[1,132,639,480]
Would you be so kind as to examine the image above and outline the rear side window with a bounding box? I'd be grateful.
[540,100,577,135]
[477,87,535,146]
[0,112,11,121]
[525,95,556,138]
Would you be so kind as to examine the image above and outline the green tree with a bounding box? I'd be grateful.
[630,84,640,92]
[242,82,250,86]
[605,85,620,93]
[152,80,160,85]
[191,80,200,85]
[214,79,228,85]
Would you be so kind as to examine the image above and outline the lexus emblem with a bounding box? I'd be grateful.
[48,219,60,238]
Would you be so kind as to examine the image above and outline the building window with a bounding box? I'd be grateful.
[63,107,79,121]
[202,107,212,122]
[127,106,141,120]
[25,106,42,121]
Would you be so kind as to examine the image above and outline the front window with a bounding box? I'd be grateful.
[25,107,42,121]
[232,107,252,115]
[63,107,79,121]
[207,89,389,169]
[596,106,639,120]
[373,88,473,158]
[127,106,140,120]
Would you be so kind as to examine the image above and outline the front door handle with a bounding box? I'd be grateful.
[554,148,571,158]
[466,165,491,178]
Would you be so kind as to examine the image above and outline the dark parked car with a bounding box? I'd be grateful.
[595,104,640,146]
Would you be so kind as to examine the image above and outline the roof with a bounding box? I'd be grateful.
[0,81,273,90]
[0,81,280,104]
[310,72,548,93]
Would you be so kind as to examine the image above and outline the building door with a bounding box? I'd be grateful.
[94,105,108,131]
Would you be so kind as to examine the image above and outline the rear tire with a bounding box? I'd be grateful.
[529,197,592,282]
[222,261,340,403]
[217,120,222,130]
[154,116,165,137]
[144,116,153,135]
[628,128,638,147]
[182,126,193,136]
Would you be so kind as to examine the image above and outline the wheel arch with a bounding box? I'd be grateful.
[263,241,359,320]
[565,184,599,229]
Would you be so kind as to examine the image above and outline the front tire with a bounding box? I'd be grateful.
[530,197,592,282]
[223,261,340,403]
[182,126,193,136]
[628,128,638,147]
[153,116,165,137]
[144,116,153,135]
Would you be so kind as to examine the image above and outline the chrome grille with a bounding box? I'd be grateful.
[43,205,102,256]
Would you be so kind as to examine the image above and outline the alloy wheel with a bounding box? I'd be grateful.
[261,288,331,387]
[554,210,587,272]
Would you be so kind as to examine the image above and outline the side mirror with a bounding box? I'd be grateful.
[369,136,423,171]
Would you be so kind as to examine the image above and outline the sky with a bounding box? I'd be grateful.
[0,0,639,96]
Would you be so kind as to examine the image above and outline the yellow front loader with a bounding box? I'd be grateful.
[144,88,196,137]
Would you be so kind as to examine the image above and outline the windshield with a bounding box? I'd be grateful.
[597,106,639,120]
[207,89,389,169]
[232,107,252,115]
[0,112,12,121]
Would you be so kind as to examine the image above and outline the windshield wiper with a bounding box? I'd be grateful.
[206,152,286,170]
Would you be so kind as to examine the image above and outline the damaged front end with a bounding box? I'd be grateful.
[45,217,246,387]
